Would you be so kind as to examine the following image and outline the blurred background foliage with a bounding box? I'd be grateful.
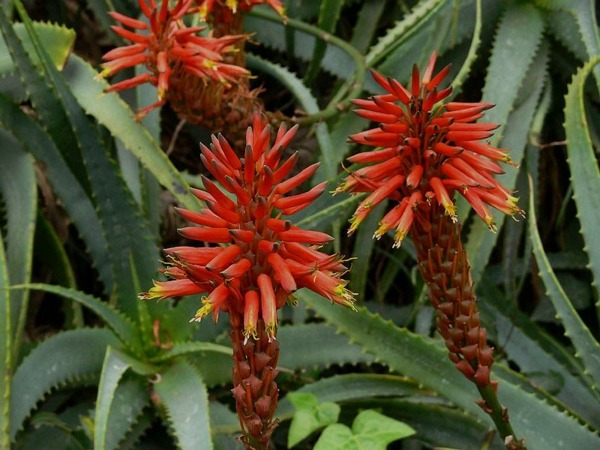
[0,0,599,448]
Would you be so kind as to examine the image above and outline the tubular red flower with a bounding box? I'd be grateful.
[143,109,354,329]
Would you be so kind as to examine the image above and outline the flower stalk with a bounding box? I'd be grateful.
[141,109,354,448]
[339,52,525,448]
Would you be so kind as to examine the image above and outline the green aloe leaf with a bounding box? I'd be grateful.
[10,328,119,439]
[154,359,213,450]
[529,176,600,395]
[0,92,113,291]
[277,323,375,370]
[0,7,88,192]
[465,41,548,283]
[350,0,386,54]
[94,347,133,450]
[105,378,150,450]
[303,0,344,84]
[0,130,36,358]
[564,56,600,315]
[349,203,385,302]
[288,393,340,448]
[7,1,159,317]
[365,0,448,68]
[0,229,10,447]
[94,347,156,450]
[300,290,600,448]
[62,54,198,212]
[314,409,415,450]
[150,341,231,363]
[0,21,75,74]
[449,0,482,96]
[13,283,141,354]
[277,374,425,419]
[543,0,600,89]
[478,280,600,426]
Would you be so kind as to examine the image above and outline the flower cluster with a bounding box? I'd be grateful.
[338,51,522,410]
[337,52,523,246]
[141,110,354,341]
[99,0,249,120]
[197,0,285,25]
[141,109,353,447]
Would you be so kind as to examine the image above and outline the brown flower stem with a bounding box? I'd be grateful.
[412,203,524,448]
[230,314,280,450]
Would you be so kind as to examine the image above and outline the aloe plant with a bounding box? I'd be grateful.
[0,0,598,449]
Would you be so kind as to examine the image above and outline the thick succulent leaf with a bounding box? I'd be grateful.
[278,323,375,370]
[349,203,385,302]
[564,56,600,312]
[15,283,140,354]
[10,328,119,439]
[277,374,425,419]
[350,0,386,53]
[95,347,133,450]
[0,21,75,74]
[365,0,448,68]
[298,291,480,415]
[84,0,121,44]
[449,0,482,96]
[478,281,600,426]
[0,7,88,191]
[300,290,600,448]
[9,2,160,317]
[62,54,199,211]
[529,176,600,396]
[465,43,548,283]
[303,0,344,83]
[150,341,232,363]
[481,2,545,136]
[34,214,76,289]
[154,359,213,450]
[0,93,113,291]
[0,231,10,447]
[0,130,36,357]
[543,0,600,89]
[105,378,149,450]
[94,347,155,450]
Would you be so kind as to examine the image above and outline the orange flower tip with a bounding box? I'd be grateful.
[443,204,458,221]
[95,68,112,80]
[348,215,364,235]
[243,326,258,345]
[265,322,277,342]
[191,299,213,323]
[286,294,298,307]
[392,231,408,249]
[484,216,497,233]
[372,229,385,240]
[138,291,153,300]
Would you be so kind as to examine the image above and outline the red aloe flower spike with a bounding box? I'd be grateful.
[340,52,524,448]
[141,109,354,449]
[100,0,249,120]
[197,0,286,24]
